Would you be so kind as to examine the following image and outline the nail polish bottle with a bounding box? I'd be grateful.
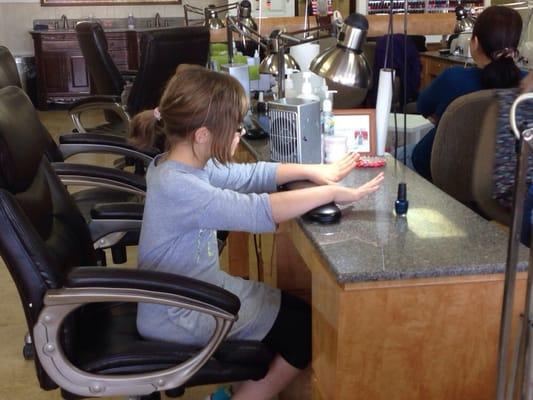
[395,182,409,216]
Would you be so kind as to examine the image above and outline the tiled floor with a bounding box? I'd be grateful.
[0,109,216,399]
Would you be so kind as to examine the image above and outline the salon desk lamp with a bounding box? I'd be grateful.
[184,3,239,29]
[453,5,475,34]
[227,12,372,99]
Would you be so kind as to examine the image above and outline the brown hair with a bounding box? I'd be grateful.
[472,6,522,89]
[130,64,248,164]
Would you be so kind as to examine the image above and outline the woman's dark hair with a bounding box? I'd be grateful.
[129,64,248,164]
[472,6,522,89]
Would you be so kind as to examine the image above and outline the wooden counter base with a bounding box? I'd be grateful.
[287,219,526,400]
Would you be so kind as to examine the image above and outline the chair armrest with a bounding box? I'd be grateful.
[52,162,146,195]
[68,95,122,109]
[59,133,157,164]
[33,267,239,397]
[91,202,144,220]
[68,96,130,133]
[89,202,144,246]
[66,267,240,315]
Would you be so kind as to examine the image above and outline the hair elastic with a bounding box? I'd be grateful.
[492,48,518,61]
[153,107,162,121]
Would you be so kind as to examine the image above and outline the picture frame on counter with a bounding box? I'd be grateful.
[333,108,376,156]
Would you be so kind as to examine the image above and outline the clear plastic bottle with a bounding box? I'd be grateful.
[297,72,320,101]
[322,97,334,136]
[321,90,336,136]
[127,13,135,30]
[285,69,297,98]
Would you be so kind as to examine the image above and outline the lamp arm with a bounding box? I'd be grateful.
[211,2,238,13]
[184,4,203,14]
[184,4,203,26]
[226,16,266,65]
[279,31,333,48]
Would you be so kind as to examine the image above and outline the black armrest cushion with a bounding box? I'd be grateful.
[68,95,122,111]
[52,162,146,192]
[91,202,144,220]
[59,133,159,159]
[66,267,241,315]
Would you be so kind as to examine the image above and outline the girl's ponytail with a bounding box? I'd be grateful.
[481,55,521,89]
[129,109,165,151]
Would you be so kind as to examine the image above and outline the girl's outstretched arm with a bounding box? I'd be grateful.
[275,153,359,186]
[269,172,384,224]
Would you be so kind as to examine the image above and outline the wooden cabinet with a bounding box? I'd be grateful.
[419,51,474,89]
[31,30,139,110]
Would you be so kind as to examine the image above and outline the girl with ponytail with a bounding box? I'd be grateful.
[131,64,383,400]
[412,5,524,181]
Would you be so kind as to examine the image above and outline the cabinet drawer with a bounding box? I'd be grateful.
[428,61,444,76]
[107,39,127,51]
[42,40,80,51]
[427,59,454,77]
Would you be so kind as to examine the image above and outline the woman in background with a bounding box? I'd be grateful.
[412,6,523,181]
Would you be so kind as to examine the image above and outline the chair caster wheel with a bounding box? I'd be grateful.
[23,343,34,360]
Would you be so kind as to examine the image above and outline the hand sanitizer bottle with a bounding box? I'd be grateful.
[297,72,319,101]
[285,69,297,99]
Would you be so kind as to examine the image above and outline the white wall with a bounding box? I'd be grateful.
[0,0,219,55]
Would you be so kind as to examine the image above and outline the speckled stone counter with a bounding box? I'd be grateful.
[240,138,529,284]
[421,51,476,67]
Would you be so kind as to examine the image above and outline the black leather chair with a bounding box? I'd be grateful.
[126,26,210,117]
[73,21,133,135]
[72,23,210,138]
[0,45,22,89]
[0,86,153,264]
[0,86,272,400]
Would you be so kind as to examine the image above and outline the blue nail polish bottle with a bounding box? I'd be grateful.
[395,182,409,216]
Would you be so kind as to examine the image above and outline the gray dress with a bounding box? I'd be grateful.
[137,156,281,345]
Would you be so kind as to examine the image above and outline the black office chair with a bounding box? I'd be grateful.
[127,26,210,117]
[72,23,210,139]
[0,84,272,400]
[73,21,133,135]
[0,45,22,89]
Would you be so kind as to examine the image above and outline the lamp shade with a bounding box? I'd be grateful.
[259,35,301,75]
[454,6,474,34]
[205,6,225,29]
[310,13,372,88]
[259,53,300,75]
[238,0,258,32]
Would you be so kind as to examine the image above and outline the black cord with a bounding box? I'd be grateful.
[253,234,264,282]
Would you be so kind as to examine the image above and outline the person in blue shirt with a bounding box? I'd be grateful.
[412,6,523,181]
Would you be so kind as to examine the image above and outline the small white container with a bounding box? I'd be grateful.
[324,135,348,164]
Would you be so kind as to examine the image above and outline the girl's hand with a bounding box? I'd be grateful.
[308,153,360,185]
[332,172,385,205]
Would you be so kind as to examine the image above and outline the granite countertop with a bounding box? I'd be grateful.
[421,50,476,66]
[241,138,529,284]
[30,17,187,34]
